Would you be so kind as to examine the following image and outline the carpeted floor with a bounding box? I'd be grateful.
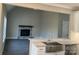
[3,39,30,55]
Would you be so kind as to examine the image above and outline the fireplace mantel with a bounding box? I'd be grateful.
[19,25,33,28]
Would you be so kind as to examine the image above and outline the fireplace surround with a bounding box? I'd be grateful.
[18,25,33,39]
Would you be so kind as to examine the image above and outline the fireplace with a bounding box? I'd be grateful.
[20,29,30,36]
[18,25,33,39]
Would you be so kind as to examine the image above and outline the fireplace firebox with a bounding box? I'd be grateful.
[20,29,30,36]
[18,25,33,39]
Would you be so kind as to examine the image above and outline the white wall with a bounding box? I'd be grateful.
[6,7,41,39]
[40,11,59,39]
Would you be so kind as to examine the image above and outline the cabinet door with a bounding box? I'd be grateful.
[65,45,77,55]
[76,45,79,55]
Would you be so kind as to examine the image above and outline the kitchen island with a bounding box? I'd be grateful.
[29,38,78,55]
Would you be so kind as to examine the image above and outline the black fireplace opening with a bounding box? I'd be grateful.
[20,29,30,36]
[18,25,33,38]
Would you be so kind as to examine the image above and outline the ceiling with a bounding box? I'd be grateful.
[58,3,79,7]
[45,3,79,10]
[5,3,79,12]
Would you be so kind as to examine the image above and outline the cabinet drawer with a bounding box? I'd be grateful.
[37,47,45,49]
[37,47,45,54]
[37,52,45,55]
[38,50,45,52]
[38,48,45,50]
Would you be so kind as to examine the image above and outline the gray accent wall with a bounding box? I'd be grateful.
[58,14,69,38]
[40,11,59,39]
[6,7,69,39]
[6,7,41,39]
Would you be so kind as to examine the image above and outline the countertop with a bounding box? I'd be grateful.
[29,38,79,47]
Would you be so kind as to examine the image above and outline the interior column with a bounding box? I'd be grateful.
[70,11,79,54]
[0,4,4,54]
[70,11,79,42]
